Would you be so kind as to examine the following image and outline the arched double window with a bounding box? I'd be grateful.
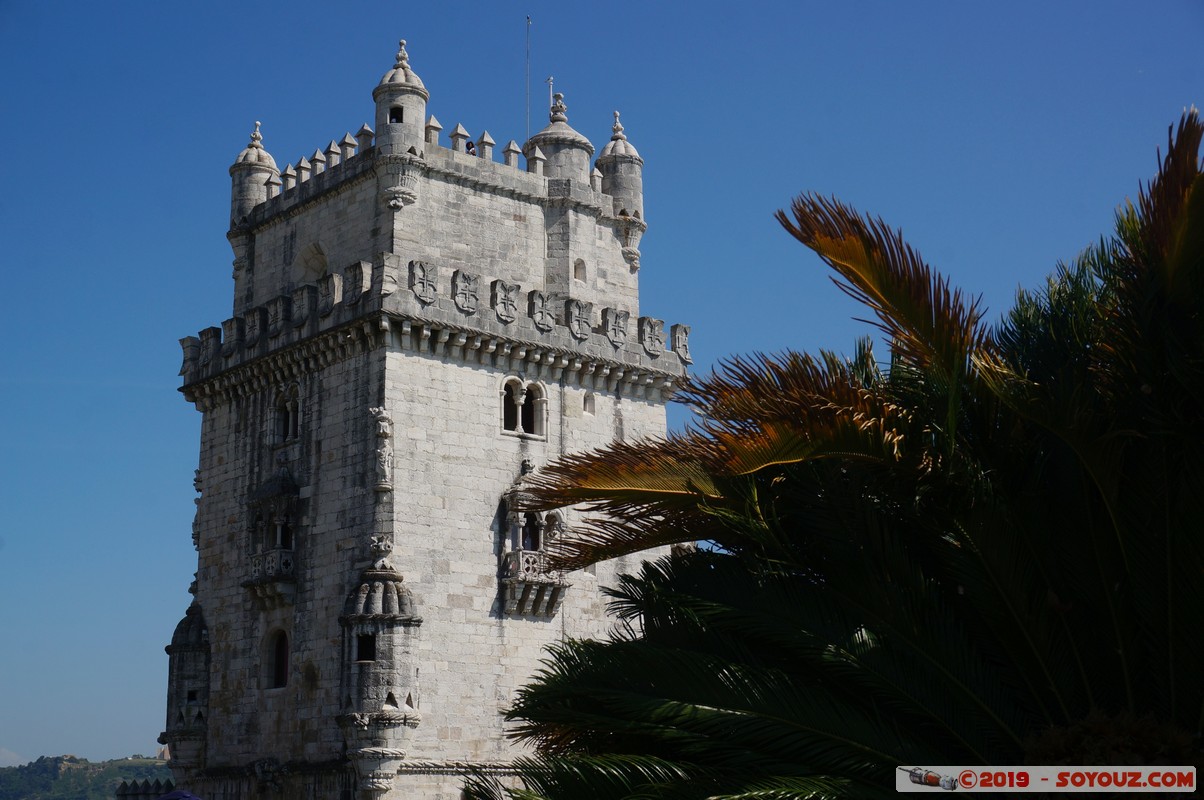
[500,378,545,438]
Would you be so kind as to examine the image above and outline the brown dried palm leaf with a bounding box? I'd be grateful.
[774,195,992,386]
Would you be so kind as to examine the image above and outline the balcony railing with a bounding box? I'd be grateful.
[244,547,296,609]
[501,549,568,616]
[250,547,296,580]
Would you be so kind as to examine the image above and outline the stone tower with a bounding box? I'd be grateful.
[161,39,690,799]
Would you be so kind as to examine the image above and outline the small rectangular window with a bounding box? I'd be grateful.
[357,634,377,662]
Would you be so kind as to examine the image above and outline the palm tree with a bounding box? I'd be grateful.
[467,112,1204,799]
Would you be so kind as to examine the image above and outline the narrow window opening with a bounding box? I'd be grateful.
[186,690,198,703]
[583,392,595,415]
[287,400,299,439]
[389,107,404,124]
[521,513,542,551]
[503,382,519,431]
[520,388,537,435]
[276,516,293,550]
[356,634,377,662]
[275,401,289,441]
[573,258,586,282]
[270,631,289,688]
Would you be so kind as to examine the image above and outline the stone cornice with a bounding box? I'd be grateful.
[181,309,682,411]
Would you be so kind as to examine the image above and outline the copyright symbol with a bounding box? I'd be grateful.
[958,770,977,788]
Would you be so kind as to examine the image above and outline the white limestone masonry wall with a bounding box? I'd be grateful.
[162,38,687,800]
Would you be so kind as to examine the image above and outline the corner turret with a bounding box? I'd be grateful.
[373,40,429,155]
[597,111,644,219]
[229,122,279,227]
[158,600,210,785]
[338,536,422,799]
[523,93,594,182]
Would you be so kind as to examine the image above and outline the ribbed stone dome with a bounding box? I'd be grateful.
[523,92,594,157]
[170,602,208,648]
[232,122,278,170]
[343,567,418,620]
[377,39,427,94]
[598,111,641,160]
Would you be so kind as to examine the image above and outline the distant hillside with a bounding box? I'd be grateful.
[0,755,172,800]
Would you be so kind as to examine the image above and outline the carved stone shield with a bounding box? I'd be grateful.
[492,280,520,323]
[344,261,368,305]
[639,317,664,356]
[244,307,265,345]
[529,291,555,332]
[567,299,593,341]
[408,260,437,305]
[603,308,629,348]
[318,272,342,317]
[671,323,692,364]
[453,270,479,314]
[268,295,291,337]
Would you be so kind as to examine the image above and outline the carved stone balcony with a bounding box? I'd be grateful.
[244,547,296,609]
[501,549,568,616]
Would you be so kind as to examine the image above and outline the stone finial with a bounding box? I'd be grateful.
[611,110,626,140]
[590,166,603,191]
[477,131,495,160]
[356,124,375,152]
[340,132,358,160]
[310,149,326,174]
[324,140,340,168]
[526,146,546,176]
[233,120,278,170]
[449,123,470,153]
[394,39,410,68]
[503,140,521,168]
[425,115,443,145]
[281,164,297,191]
[296,155,311,182]
[265,172,282,199]
[550,92,568,123]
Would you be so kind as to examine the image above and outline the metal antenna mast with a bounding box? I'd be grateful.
[525,15,532,141]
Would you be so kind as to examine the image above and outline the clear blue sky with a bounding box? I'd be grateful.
[0,0,1199,766]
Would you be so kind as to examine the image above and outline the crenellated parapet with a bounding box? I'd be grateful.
[230,38,650,288]
[180,253,688,408]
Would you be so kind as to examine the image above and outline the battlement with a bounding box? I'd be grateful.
[240,117,639,234]
[180,252,688,404]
